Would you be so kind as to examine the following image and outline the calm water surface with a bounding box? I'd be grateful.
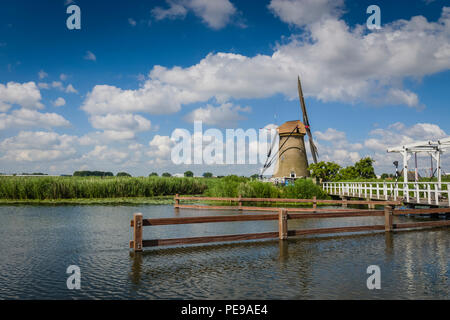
[0,204,448,299]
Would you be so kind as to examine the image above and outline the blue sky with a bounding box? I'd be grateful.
[0,0,449,176]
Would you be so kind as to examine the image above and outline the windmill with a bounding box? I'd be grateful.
[261,75,318,179]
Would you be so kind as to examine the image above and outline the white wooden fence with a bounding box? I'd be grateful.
[322,181,450,206]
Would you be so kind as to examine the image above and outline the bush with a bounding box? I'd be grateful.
[116,172,131,177]
[282,179,328,199]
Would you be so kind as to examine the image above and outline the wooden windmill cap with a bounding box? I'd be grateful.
[277,120,306,135]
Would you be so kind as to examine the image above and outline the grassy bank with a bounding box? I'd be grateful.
[0,176,207,200]
[0,175,327,204]
[0,196,175,205]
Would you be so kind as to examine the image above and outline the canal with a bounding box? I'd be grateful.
[0,205,448,299]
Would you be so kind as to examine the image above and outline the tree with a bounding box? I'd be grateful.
[202,172,213,178]
[337,166,359,180]
[354,157,376,179]
[162,172,171,177]
[117,172,131,177]
[308,161,341,181]
[149,172,158,177]
[250,174,260,179]
[73,171,113,177]
[184,170,194,177]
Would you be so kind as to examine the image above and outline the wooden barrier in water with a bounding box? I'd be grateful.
[173,194,401,212]
[129,196,450,251]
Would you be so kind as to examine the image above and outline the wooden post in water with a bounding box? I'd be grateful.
[238,195,242,210]
[133,213,143,252]
[367,198,375,209]
[174,194,180,208]
[278,209,288,240]
[384,205,393,232]
[312,196,317,211]
[342,197,348,208]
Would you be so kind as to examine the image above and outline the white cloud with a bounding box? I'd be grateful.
[82,82,184,115]
[148,135,174,159]
[268,0,344,27]
[152,0,238,29]
[128,18,137,26]
[83,7,450,115]
[0,82,44,111]
[65,84,78,93]
[184,103,250,127]
[314,128,346,141]
[84,51,96,61]
[0,109,70,130]
[53,97,66,107]
[51,81,64,90]
[0,131,77,162]
[60,74,68,81]
[38,70,48,80]
[38,82,49,89]
[89,113,151,132]
[82,145,129,164]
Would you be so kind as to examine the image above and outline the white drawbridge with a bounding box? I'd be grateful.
[322,137,450,207]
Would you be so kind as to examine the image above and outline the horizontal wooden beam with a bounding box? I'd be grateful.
[394,220,450,229]
[394,208,450,215]
[142,231,279,247]
[289,225,385,236]
[138,221,450,248]
[175,196,400,206]
[141,213,278,226]
[287,211,384,219]
[131,210,387,227]
[176,204,370,212]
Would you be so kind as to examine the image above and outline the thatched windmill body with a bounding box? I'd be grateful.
[262,76,318,179]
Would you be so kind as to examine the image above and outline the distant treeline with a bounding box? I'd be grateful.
[73,171,114,177]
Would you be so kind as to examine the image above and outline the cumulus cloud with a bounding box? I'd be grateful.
[65,84,78,93]
[53,97,66,107]
[152,0,238,29]
[0,131,77,162]
[81,145,129,164]
[184,103,250,127]
[82,7,450,116]
[313,127,363,166]
[0,109,70,130]
[90,113,151,132]
[148,135,174,159]
[364,122,449,173]
[0,82,44,111]
[84,51,96,61]
[38,70,48,80]
[128,18,137,26]
[268,0,345,27]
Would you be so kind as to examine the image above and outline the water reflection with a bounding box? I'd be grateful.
[0,205,448,299]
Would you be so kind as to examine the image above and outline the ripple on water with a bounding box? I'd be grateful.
[0,205,448,299]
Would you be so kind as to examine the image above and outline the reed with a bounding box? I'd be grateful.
[0,176,208,200]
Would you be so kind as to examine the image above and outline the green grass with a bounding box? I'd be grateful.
[0,176,207,200]
[0,196,175,205]
[0,175,329,204]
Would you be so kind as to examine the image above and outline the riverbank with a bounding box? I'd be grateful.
[0,196,175,205]
[0,175,328,202]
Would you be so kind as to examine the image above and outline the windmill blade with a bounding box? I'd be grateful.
[297,75,318,164]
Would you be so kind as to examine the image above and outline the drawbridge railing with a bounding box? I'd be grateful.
[322,181,450,206]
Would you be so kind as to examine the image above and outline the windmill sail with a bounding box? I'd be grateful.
[297,75,318,164]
